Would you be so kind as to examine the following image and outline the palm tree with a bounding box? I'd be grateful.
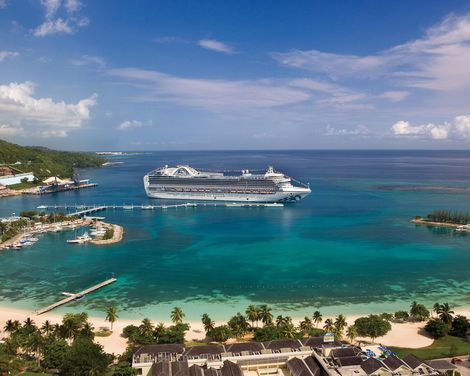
[281,322,296,338]
[4,319,20,333]
[24,317,36,333]
[433,303,440,318]
[105,306,119,330]
[140,318,154,338]
[41,320,53,336]
[437,302,454,324]
[334,314,348,338]
[299,316,313,336]
[245,305,259,328]
[313,311,322,328]
[80,322,95,339]
[201,313,215,333]
[27,330,44,368]
[258,304,273,326]
[171,307,185,324]
[323,318,334,332]
[346,325,358,344]
[154,322,166,342]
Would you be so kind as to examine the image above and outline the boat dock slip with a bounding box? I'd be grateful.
[36,278,117,315]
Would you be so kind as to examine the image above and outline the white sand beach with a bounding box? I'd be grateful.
[1,305,469,355]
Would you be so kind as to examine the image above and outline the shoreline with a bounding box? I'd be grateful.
[90,222,124,245]
[1,303,469,355]
[410,218,463,228]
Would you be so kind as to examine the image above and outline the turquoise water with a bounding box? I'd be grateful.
[1,150,470,320]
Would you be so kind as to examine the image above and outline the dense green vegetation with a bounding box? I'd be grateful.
[0,312,134,375]
[0,139,105,180]
[103,227,114,240]
[423,209,470,224]
[0,218,28,242]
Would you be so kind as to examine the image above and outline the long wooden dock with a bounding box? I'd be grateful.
[36,278,117,315]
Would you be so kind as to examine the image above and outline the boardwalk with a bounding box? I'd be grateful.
[36,278,117,315]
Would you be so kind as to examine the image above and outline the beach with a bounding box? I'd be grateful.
[1,304,468,355]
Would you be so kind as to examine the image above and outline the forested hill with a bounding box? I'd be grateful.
[0,139,105,179]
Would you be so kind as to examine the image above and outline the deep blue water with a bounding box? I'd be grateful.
[1,150,470,320]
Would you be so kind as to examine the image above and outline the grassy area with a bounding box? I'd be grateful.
[390,335,470,359]
[94,328,113,337]
[7,181,40,190]
[20,372,53,376]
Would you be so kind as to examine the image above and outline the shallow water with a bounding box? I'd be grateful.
[1,150,470,320]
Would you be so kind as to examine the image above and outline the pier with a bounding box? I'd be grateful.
[36,277,117,315]
[36,202,282,214]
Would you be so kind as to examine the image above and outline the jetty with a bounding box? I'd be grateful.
[36,277,117,315]
[36,202,283,214]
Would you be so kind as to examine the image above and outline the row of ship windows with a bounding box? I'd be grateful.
[148,187,275,194]
[147,178,276,187]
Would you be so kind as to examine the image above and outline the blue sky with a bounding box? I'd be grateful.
[1,0,470,150]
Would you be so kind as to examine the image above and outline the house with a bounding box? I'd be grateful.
[402,355,436,375]
[360,357,391,376]
[382,355,412,375]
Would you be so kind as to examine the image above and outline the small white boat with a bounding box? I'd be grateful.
[456,224,470,232]
[37,205,47,209]
[141,205,153,210]
[123,205,134,210]
[67,232,92,244]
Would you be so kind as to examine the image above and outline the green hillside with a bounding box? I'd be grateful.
[0,139,106,180]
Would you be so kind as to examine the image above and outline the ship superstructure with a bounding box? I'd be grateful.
[143,165,311,202]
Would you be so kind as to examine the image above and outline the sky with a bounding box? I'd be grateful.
[1,0,470,150]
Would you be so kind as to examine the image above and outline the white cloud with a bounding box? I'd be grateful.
[322,124,371,136]
[109,68,311,111]
[34,18,72,36]
[0,81,97,137]
[70,55,106,67]
[0,50,18,62]
[65,0,82,13]
[117,120,143,130]
[378,91,409,102]
[0,124,23,136]
[0,0,7,9]
[197,39,235,54]
[454,115,470,138]
[273,14,470,91]
[390,116,470,140]
[41,0,61,18]
[34,0,88,36]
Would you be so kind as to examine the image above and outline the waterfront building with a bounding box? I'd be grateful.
[131,337,444,376]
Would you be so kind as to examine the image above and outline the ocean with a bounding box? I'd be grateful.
[1,150,470,320]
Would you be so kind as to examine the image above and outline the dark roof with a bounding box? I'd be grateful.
[183,345,225,358]
[189,365,205,376]
[360,358,387,375]
[335,356,363,367]
[152,361,189,376]
[402,354,427,370]
[331,347,361,358]
[300,337,342,348]
[204,368,221,376]
[220,361,243,376]
[383,356,409,371]
[225,342,264,353]
[136,344,185,356]
[263,339,303,350]
[287,356,322,376]
[427,360,457,370]
[287,357,314,376]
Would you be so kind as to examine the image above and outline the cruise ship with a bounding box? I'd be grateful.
[144,165,311,202]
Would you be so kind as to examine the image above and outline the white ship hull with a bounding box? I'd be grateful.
[145,186,310,203]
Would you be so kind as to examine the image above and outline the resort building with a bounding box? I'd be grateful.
[0,166,35,186]
[132,337,447,376]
